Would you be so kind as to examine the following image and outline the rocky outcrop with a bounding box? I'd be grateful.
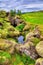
[40,35,43,40]
[33,26,41,38]
[36,41,43,57]
[23,24,30,31]
[0,50,11,65]
[15,41,39,60]
[0,39,17,54]
[8,27,20,37]
[0,39,12,50]
[9,16,25,27]
[8,30,20,37]
[35,58,43,65]
[26,26,41,41]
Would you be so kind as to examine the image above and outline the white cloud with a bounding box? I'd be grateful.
[0,0,43,12]
[23,3,43,8]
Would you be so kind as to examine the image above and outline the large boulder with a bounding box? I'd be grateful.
[23,24,30,31]
[35,58,43,65]
[9,16,25,27]
[36,41,43,57]
[0,39,17,54]
[15,41,39,59]
[26,32,34,41]
[0,39,12,50]
[8,30,20,37]
[8,27,20,37]
[26,37,40,46]
[26,26,41,41]
[40,35,43,40]
[33,26,40,38]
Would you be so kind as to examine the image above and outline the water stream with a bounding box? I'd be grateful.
[18,36,24,44]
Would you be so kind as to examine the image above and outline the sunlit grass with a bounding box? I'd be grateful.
[21,11,43,24]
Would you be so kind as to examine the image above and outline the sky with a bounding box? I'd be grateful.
[0,0,43,12]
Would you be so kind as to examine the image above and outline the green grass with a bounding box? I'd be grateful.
[16,24,25,31]
[21,11,43,24]
[12,53,35,65]
[0,51,11,64]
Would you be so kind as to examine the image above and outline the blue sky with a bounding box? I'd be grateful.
[0,0,43,12]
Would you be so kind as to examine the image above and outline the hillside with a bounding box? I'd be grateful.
[21,11,43,24]
[0,10,43,65]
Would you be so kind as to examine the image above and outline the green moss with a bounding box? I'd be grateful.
[0,51,11,59]
[31,38,40,46]
[0,51,11,64]
[12,53,35,65]
[16,24,25,31]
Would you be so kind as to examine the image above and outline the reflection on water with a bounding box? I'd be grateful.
[18,36,24,44]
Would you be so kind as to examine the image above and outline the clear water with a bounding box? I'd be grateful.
[0,0,43,12]
[18,36,24,44]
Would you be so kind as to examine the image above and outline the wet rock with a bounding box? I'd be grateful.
[35,58,43,65]
[36,41,43,57]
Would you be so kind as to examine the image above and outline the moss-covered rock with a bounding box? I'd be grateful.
[26,32,34,41]
[0,29,8,38]
[28,37,40,46]
[35,58,43,65]
[36,41,43,57]
[15,41,38,60]
[0,11,6,18]
[0,39,12,50]
[8,29,20,37]
[23,24,30,31]
[0,50,11,65]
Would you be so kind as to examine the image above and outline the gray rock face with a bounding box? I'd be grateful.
[9,16,24,27]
